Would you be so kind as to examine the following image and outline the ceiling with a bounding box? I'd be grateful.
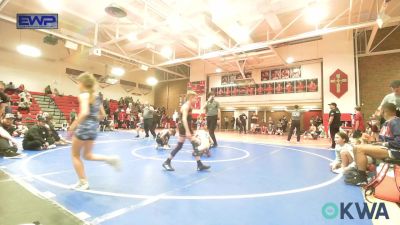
[0,0,400,81]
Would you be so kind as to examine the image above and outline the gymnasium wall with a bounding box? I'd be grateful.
[358,52,400,118]
[208,62,322,105]
[154,80,188,115]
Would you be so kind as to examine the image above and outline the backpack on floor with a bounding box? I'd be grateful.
[364,163,400,203]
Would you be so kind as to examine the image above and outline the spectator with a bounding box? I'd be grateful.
[239,113,247,134]
[250,113,258,133]
[18,99,30,112]
[347,103,400,185]
[17,84,25,93]
[44,85,52,95]
[1,114,18,137]
[224,116,229,130]
[0,82,10,119]
[304,123,318,140]
[4,82,16,92]
[14,111,23,122]
[23,117,50,150]
[282,116,288,132]
[53,88,60,96]
[230,116,235,129]
[0,121,20,158]
[352,106,365,138]
[375,80,400,118]
[330,132,355,174]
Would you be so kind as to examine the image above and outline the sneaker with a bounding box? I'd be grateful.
[345,173,367,186]
[332,168,343,174]
[162,162,174,171]
[163,145,171,150]
[71,180,89,190]
[106,155,121,171]
[135,135,140,138]
[48,144,57,149]
[1,150,25,159]
[197,164,211,171]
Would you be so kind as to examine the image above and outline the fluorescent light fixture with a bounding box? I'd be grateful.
[127,32,137,41]
[111,67,125,77]
[229,24,250,43]
[304,3,328,25]
[16,44,41,57]
[286,57,294,64]
[199,36,215,49]
[216,68,222,73]
[105,77,119,85]
[376,13,390,28]
[272,106,287,110]
[140,64,149,71]
[160,46,173,58]
[167,15,185,32]
[41,0,62,11]
[146,77,158,86]
[64,40,78,50]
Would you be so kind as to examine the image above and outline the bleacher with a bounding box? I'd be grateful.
[52,95,79,122]
[8,92,41,126]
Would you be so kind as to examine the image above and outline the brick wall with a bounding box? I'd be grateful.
[358,52,400,118]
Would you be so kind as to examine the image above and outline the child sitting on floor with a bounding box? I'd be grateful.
[330,132,355,174]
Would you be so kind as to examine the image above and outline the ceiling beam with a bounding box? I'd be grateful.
[366,0,390,52]
[0,14,188,78]
[370,23,400,52]
[156,19,385,66]
[0,0,10,12]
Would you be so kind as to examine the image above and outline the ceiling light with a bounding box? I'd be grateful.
[146,77,158,86]
[286,57,294,64]
[111,67,125,77]
[16,44,41,57]
[199,37,215,49]
[216,68,222,73]
[105,3,127,18]
[64,40,78,50]
[160,46,173,58]
[105,77,119,85]
[228,24,250,43]
[167,15,186,32]
[376,13,390,29]
[304,3,328,25]
[140,64,149,71]
[127,32,137,42]
[40,0,63,11]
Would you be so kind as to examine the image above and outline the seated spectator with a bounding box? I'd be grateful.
[36,111,43,120]
[304,123,318,140]
[4,82,16,93]
[22,117,51,150]
[100,115,114,132]
[14,111,23,122]
[0,83,10,118]
[267,123,275,135]
[44,85,52,95]
[330,132,355,174]
[18,100,31,112]
[45,115,69,146]
[1,114,18,137]
[53,88,60,96]
[15,122,28,138]
[275,121,283,135]
[347,103,400,186]
[17,84,25,93]
[0,124,21,158]
[317,124,326,138]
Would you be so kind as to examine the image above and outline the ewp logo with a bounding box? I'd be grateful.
[17,14,58,29]
[322,202,389,220]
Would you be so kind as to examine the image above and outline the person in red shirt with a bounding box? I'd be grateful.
[286,82,293,93]
[353,106,365,137]
[248,86,255,95]
[225,87,231,96]
[265,83,273,94]
[232,87,238,96]
[218,88,224,96]
[257,85,263,95]
[276,82,283,93]
[296,81,305,92]
[308,80,317,92]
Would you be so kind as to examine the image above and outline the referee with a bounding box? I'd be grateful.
[287,105,302,143]
[203,92,220,148]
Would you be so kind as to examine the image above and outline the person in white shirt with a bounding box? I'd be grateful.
[330,132,355,174]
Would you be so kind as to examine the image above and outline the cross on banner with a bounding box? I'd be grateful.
[330,74,348,93]
[329,69,348,98]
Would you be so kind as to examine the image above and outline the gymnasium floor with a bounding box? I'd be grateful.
[0,131,396,225]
